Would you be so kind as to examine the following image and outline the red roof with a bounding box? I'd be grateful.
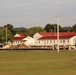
[12,33,27,40]
[38,32,76,36]
[38,35,75,40]
[12,37,26,40]
[19,33,27,37]
[38,32,54,36]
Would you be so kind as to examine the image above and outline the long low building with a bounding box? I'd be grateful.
[33,32,76,49]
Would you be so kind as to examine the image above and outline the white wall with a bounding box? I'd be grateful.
[69,36,76,45]
[33,33,42,39]
[23,36,35,46]
[33,33,43,45]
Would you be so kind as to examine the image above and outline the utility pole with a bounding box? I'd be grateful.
[6,27,7,44]
[56,16,59,52]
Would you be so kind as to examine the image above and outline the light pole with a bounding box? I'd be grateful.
[56,16,59,52]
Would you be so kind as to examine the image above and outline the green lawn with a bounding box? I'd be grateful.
[0,50,76,75]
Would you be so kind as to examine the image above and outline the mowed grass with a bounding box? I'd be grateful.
[0,50,76,75]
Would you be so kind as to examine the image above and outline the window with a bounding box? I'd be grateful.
[67,40,69,43]
[53,40,55,43]
[50,41,52,43]
[61,40,62,43]
[39,41,40,43]
[44,41,46,45]
[63,40,65,43]
[17,41,19,44]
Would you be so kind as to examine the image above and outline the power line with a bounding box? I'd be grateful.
[61,16,76,20]
[26,16,56,26]
[26,15,76,27]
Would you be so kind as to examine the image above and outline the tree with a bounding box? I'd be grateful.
[0,28,13,43]
[70,24,76,32]
[44,24,52,32]
[44,24,59,32]
[4,24,13,30]
[27,26,45,37]
[11,27,28,36]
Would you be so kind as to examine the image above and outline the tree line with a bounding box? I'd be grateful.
[0,23,76,43]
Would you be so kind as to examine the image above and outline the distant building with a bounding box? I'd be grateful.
[33,32,76,49]
[12,33,35,46]
[12,33,27,45]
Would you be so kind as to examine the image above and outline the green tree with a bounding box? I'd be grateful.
[11,27,28,36]
[44,24,61,32]
[44,23,72,32]
[44,24,52,32]
[70,24,76,32]
[4,24,13,30]
[27,26,45,37]
[0,28,13,43]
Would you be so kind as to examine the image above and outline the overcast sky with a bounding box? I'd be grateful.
[0,0,76,28]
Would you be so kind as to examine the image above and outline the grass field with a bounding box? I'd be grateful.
[0,50,76,75]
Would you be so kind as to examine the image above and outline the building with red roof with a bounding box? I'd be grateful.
[12,33,35,46]
[33,32,76,49]
[12,33,27,45]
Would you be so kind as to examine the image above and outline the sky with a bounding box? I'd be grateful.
[0,0,76,28]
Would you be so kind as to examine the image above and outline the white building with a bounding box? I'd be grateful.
[12,33,35,46]
[12,33,27,45]
[33,32,76,49]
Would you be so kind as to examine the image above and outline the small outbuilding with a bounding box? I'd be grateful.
[12,33,35,46]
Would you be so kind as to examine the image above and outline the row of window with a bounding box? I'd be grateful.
[38,40,69,43]
[14,41,23,44]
